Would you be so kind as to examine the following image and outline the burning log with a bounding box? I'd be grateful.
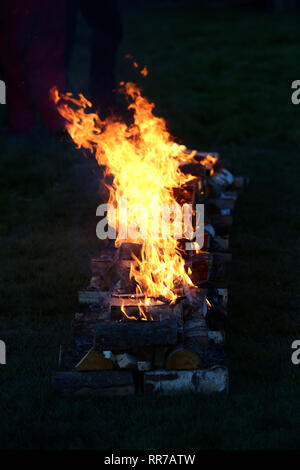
[52,371,135,396]
[95,319,178,350]
[144,366,228,394]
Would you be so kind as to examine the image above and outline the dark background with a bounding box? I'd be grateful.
[0,1,299,449]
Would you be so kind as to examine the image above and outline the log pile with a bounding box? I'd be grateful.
[53,151,247,396]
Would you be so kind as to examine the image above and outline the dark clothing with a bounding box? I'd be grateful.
[0,1,67,133]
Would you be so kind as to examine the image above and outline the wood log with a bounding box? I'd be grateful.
[184,317,208,347]
[118,242,142,260]
[72,312,109,356]
[75,347,114,371]
[165,342,203,370]
[115,353,138,370]
[144,366,228,394]
[95,319,178,350]
[52,371,135,396]
[179,162,207,178]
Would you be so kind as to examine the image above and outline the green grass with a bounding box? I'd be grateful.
[0,6,300,449]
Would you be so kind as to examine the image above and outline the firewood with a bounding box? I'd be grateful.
[179,162,207,178]
[144,366,228,394]
[211,168,234,188]
[52,371,135,396]
[184,317,208,347]
[118,242,142,260]
[165,343,203,370]
[115,353,138,370]
[75,347,114,371]
[72,311,109,356]
[207,331,225,345]
[95,319,178,350]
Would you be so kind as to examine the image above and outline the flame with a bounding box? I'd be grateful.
[206,298,211,308]
[51,80,213,317]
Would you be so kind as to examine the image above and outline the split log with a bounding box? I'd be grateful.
[95,319,178,350]
[75,347,114,371]
[115,353,138,370]
[52,371,135,396]
[165,341,203,370]
[144,366,228,394]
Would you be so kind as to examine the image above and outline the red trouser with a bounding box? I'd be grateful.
[0,1,67,133]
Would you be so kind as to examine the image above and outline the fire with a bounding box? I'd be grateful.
[51,80,213,316]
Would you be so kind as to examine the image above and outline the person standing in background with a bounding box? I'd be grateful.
[0,0,67,134]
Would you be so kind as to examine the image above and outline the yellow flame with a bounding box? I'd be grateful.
[51,81,214,315]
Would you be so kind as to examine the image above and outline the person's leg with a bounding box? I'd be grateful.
[27,1,67,133]
[80,0,123,117]
[0,3,36,133]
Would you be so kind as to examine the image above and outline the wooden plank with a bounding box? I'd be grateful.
[144,366,228,394]
[52,371,135,396]
[95,319,178,350]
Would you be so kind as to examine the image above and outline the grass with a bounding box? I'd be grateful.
[0,6,300,449]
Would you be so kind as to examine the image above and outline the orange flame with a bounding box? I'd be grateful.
[51,80,210,314]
